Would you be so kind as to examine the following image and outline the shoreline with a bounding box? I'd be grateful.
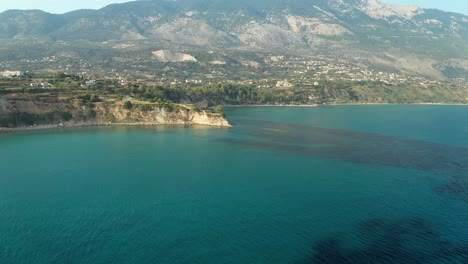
[2,102,467,133]
[225,104,320,108]
[226,102,468,107]
[0,121,231,134]
[324,102,468,106]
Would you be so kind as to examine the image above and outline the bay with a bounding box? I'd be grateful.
[1,105,468,263]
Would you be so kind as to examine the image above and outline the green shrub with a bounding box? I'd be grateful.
[75,94,100,102]
[123,101,133,110]
[90,94,101,102]
[0,112,55,127]
[139,104,153,112]
[61,112,73,121]
[214,105,224,114]
[85,108,96,119]
[85,102,95,108]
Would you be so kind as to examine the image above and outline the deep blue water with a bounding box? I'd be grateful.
[1,105,468,263]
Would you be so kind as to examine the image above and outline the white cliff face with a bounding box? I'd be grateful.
[189,111,231,127]
[95,104,231,127]
[152,50,197,62]
[383,3,422,19]
[355,0,423,21]
[323,0,423,22]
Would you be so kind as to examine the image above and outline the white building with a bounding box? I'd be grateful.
[1,70,24,77]
[276,79,293,88]
[85,80,97,86]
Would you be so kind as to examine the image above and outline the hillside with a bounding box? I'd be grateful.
[0,0,466,80]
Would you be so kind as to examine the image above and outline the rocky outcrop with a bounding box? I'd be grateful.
[93,103,231,127]
[0,96,231,130]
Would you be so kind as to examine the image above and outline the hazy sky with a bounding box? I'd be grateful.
[0,0,133,14]
[0,0,466,15]
[383,0,467,15]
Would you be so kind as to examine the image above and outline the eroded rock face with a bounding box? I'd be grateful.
[189,111,231,127]
[0,96,231,129]
[0,98,13,113]
[152,50,198,63]
[95,103,231,127]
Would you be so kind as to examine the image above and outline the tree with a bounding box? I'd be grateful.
[214,105,224,114]
[123,101,133,110]
[61,112,73,121]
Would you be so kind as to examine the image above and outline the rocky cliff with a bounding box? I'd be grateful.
[0,95,231,131]
[93,103,231,127]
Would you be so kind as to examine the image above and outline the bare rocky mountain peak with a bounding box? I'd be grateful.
[355,0,422,20]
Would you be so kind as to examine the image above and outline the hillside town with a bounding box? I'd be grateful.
[0,52,463,92]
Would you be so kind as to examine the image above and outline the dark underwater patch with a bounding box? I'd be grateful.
[223,119,468,172]
[297,218,468,264]
[219,119,468,201]
[434,175,468,202]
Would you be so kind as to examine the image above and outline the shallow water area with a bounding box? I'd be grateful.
[1,105,468,263]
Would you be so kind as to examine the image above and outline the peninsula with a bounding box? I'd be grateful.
[0,93,231,132]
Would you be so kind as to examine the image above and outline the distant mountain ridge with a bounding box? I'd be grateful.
[0,0,467,79]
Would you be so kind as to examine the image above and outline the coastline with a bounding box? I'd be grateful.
[3,102,467,134]
[324,102,468,106]
[225,104,320,108]
[0,121,231,134]
[226,102,468,107]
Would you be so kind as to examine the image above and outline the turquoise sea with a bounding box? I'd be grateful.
[1,105,468,263]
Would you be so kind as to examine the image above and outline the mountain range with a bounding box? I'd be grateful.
[0,0,467,80]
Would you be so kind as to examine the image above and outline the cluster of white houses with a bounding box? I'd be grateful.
[30,81,52,88]
[0,70,24,78]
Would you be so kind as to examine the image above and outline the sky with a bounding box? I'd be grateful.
[0,0,466,15]
[382,0,467,15]
[0,0,133,14]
